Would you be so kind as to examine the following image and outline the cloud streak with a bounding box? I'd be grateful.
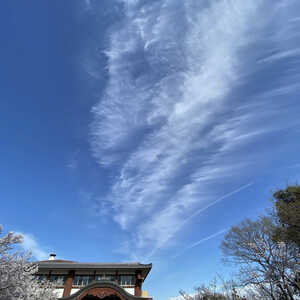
[88,0,300,259]
[172,229,227,259]
[175,183,254,232]
[18,232,48,261]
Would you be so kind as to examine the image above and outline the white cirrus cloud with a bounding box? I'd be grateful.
[88,0,300,259]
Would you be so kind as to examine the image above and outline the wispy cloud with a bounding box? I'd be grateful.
[17,232,48,261]
[84,0,92,11]
[175,183,254,231]
[172,229,227,259]
[137,183,253,260]
[259,48,300,63]
[88,0,300,258]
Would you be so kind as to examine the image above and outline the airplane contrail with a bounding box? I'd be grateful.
[148,182,254,259]
[181,182,254,227]
[172,228,228,259]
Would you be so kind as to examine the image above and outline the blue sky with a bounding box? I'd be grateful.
[1,0,300,299]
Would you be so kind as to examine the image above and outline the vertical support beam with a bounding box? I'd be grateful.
[47,271,52,281]
[135,271,143,297]
[115,270,119,285]
[63,270,75,297]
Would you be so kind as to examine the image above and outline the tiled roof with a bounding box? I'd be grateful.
[37,260,152,279]
[38,261,151,269]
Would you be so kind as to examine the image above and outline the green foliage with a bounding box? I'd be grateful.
[273,185,300,246]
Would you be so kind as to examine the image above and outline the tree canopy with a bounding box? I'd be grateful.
[273,185,300,247]
[0,225,58,300]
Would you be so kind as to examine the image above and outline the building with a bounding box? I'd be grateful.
[36,254,153,300]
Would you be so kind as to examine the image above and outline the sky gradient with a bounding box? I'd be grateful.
[1,1,300,300]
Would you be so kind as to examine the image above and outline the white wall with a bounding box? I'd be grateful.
[124,288,135,295]
[71,288,80,295]
[54,288,64,298]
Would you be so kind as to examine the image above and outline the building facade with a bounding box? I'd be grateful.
[36,254,152,300]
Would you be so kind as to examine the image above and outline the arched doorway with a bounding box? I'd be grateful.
[82,295,122,300]
[60,281,151,300]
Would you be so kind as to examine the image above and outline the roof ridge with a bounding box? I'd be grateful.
[38,261,148,265]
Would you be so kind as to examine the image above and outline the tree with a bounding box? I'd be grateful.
[179,277,248,300]
[273,185,300,247]
[0,225,58,300]
[180,187,300,300]
[221,216,299,300]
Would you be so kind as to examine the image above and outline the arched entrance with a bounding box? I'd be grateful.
[82,296,121,300]
[77,287,125,300]
[59,281,151,300]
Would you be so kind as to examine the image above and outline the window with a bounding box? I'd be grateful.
[118,275,134,286]
[73,275,93,286]
[35,274,47,282]
[50,275,66,285]
[95,274,115,282]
